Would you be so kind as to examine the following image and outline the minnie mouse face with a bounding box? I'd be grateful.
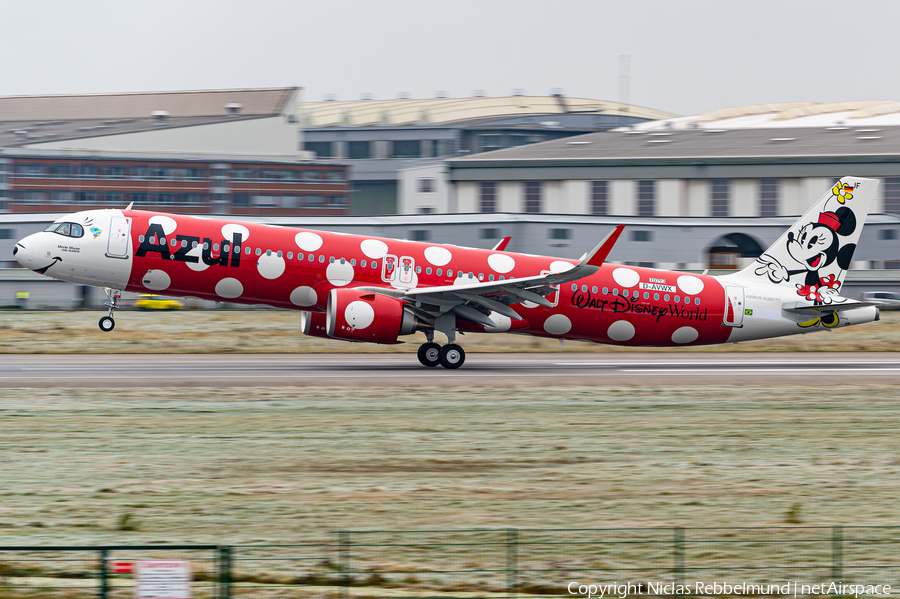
[787,222,838,271]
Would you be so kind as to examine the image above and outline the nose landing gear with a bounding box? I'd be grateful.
[99,288,121,332]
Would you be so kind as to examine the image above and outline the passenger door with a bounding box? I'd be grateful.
[723,284,745,327]
[107,216,131,258]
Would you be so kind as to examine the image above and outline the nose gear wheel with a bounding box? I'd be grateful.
[99,288,122,332]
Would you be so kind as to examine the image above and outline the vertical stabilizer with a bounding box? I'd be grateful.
[734,176,878,300]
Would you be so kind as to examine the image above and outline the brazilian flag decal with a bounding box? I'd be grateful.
[744,309,753,316]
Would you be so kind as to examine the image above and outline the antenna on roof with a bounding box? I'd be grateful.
[473,90,486,97]
[512,89,525,97]
[397,91,410,99]
[361,93,374,101]
[435,91,447,98]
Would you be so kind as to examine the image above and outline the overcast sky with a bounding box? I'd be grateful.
[1,0,897,116]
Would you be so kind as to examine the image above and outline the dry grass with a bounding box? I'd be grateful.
[0,309,897,353]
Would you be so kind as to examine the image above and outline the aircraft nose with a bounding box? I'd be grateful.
[14,236,35,268]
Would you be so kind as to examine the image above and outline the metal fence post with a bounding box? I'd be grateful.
[98,548,109,599]
[673,527,684,586]
[832,525,843,581]
[506,528,518,598]
[219,546,231,599]
[339,531,350,599]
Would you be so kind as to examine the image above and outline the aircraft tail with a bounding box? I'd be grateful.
[734,176,878,298]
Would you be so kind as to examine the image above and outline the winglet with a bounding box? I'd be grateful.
[491,236,512,251]
[585,225,625,267]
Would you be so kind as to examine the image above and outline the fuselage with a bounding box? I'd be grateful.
[13,208,877,347]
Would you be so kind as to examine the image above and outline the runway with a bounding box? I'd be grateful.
[1,352,899,387]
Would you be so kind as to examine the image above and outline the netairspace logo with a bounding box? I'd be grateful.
[567,581,892,598]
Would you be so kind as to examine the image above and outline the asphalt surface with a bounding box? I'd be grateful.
[0,352,899,387]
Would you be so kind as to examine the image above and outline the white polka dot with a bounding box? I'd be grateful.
[485,313,511,332]
[607,320,635,341]
[148,215,177,236]
[424,246,452,266]
[612,268,640,288]
[295,232,323,252]
[141,270,170,291]
[257,253,285,279]
[290,286,318,307]
[549,260,575,273]
[488,253,516,273]
[326,261,354,286]
[672,326,699,344]
[222,223,250,243]
[543,314,572,335]
[360,238,388,259]
[677,275,704,295]
[215,278,243,299]
[345,300,376,330]
[185,244,209,272]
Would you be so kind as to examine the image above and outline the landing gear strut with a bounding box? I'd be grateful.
[99,288,121,332]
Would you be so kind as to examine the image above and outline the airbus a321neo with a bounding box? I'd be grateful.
[14,177,881,369]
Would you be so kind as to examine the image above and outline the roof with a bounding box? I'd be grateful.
[632,100,900,131]
[0,87,298,148]
[300,96,676,128]
[448,126,900,166]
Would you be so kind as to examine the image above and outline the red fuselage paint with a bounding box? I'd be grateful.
[124,210,730,347]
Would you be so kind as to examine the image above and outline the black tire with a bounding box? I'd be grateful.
[439,344,465,369]
[99,316,115,332]
[417,342,442,367]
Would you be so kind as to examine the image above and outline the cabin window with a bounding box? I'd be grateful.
[191,241,198,249]
[287,252,293,259]
[372,261,378,268]
[319,255,325,263]
[255,248,261,256]
[674,295,680,302]
[644,292,649,299]
[592,286,598,293]
[350,259,356,266]
[602,287,608,294]
[478,273,484,281]
[416,266,421,274]
[695,298,701,305]
[613,288,619,296]
[330,257,335,263]
[426,267,432,275]
[571,284,577,291]
[266,250,272,256]
[245,246,250,254]
[139,235,145,242]
[308,254,314,261]
[499,275,505,281]
[489,274,494,281]
[684,296,691,304]
[361,260,367,267]
[437,268,442,276]
[654,293,660,300]
[664,294,669,301]
[214,243,220,251]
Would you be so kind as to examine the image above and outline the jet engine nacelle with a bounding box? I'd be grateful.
[326,288,420,344]
[300,311,330,339]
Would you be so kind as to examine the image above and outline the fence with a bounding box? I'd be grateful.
[2,527,899,598]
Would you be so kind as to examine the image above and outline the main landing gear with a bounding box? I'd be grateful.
[99,288,121,332]
[417,332,466,369]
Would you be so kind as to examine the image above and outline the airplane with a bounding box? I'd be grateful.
[13,177,881,369]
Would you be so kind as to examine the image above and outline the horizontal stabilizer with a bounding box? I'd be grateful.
[782,299,881,315]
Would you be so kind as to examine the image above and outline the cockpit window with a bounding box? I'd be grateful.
[45,222,84,238]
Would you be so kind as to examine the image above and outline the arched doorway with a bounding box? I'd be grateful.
[706,233,765,269]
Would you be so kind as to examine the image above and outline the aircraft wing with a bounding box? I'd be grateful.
[358,225,624,326]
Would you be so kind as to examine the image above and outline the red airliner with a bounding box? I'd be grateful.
[14,177,881,368]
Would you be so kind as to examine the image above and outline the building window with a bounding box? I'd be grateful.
[759,179,779,217]
[0,228,13,240]
[549,228,572,240]
[631,230,653,242]
[637,180,655,216]
[410,230,431,242]
[16,164,45,178]
[480,228,500,239]
[417,178,435,193]
[50,165,70,178]
[524,181,542,213]
[879,229,897,240]
[480,182,497,213]
[479,135,503,152]
[305,142,333,158]
[885,178,900,214]
[418,207,434,214]
[347,141,371,159]
[392,140,421,158]
[51,191,73,204]
[591,181,608,215]
[79,165,97,179]
[233,194,250,207]
[710,179,730,217]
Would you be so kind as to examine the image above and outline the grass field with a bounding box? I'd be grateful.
[0,308,898,353]
[1,384,897,545]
